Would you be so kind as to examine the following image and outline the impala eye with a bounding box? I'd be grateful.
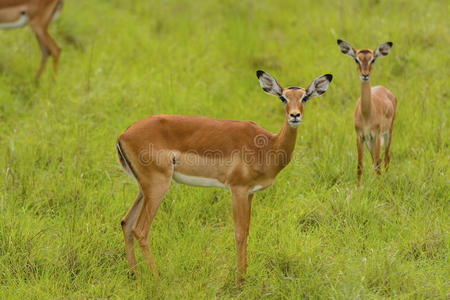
[279,96,287,103]
[354,58,360,64]
[369,58,375,64]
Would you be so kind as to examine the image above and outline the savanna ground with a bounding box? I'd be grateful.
[0,0,449,298]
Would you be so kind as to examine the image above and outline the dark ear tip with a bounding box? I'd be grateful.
[337,39,343,44]
[387,41,393,47]
[256,70,264,78]
[325,74,333,82]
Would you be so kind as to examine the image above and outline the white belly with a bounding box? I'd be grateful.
[250,185,264,194]
[172,172,228,189]
[172,172,269,194]
[0,13,27,29]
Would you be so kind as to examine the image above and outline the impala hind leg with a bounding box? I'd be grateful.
[121,190,143,276]
[231,187,253,286]
[370,134,382,175]
[34,34,50,79]
[383,131,391,171]
[133,172,172,278]
[30,24,60,77]
[356,136,364,186]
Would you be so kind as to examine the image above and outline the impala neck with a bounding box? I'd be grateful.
[360,80,372,118]
[274,118,298,168]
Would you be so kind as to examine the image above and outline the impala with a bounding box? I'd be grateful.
[0,0,62,79]
[116,70,333,283]
[337,39,397,185]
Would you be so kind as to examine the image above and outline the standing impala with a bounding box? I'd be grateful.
[116,71,332,283]
[0,0,62,79]
[337,39,397,185]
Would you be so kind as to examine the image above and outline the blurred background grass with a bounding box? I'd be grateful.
[0,0,448,298]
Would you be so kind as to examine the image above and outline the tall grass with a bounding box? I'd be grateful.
[0,0,448,298]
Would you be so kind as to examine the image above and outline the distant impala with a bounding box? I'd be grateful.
[0,0,62,79]
[337,39,397,185]
[116,71,332,284]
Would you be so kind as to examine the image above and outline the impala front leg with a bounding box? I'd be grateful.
[230,187,253,285]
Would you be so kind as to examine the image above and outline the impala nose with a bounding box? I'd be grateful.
[290,113,300,118]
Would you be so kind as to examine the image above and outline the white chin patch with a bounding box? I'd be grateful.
[288,120,301,128]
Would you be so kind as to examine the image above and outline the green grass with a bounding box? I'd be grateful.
[0,0,448,298]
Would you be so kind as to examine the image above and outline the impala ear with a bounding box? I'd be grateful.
[337,39,356,58]
[302,74,333,103]
[256,70,283,99]
[374,42,393,58]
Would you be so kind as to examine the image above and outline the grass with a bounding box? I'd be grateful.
[0,0,448,298]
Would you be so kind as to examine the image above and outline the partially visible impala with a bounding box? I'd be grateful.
[0,0,62,79]
[337,39,397,185]
[116,71,332,283]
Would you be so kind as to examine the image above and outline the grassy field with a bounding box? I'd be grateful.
[0,0,448,298]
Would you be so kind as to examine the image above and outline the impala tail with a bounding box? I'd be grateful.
[116,140,138,181]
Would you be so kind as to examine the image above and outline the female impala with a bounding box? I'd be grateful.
[116,71,332,283]
[337,39,397,185]
[0,0,62,79]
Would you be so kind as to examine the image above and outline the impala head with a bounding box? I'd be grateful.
[256,70,332,128]
[337,39,393,82]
